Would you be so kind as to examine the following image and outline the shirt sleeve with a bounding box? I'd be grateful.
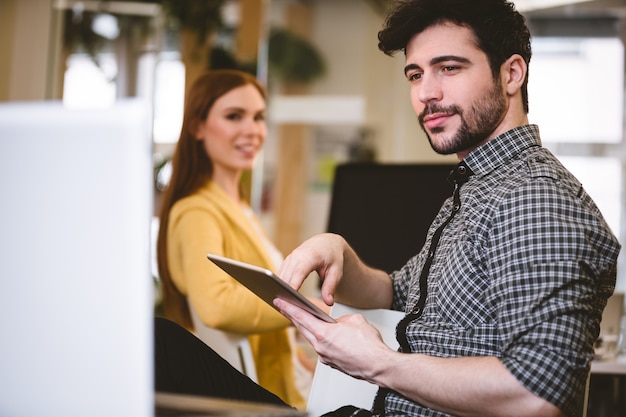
[489,175,618,417]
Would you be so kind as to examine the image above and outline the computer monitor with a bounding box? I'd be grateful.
[326,163,456,273]
[0,100,154,417]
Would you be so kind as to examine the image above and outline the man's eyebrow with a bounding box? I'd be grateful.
[404,55,472,76]
[430,55,471,66]
[403,63,420,77]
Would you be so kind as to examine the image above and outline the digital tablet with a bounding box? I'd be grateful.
[207,254,336,323]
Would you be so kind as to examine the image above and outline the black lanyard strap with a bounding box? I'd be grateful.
[372,162,474,415]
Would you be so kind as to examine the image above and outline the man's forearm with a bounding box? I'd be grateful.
[371,353,565,417]
[334,245,393,310]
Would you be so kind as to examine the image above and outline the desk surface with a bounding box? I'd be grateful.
[591,354,626,375]
[155,392,307,417]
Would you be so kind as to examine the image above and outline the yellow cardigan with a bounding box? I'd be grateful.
[167,181,305,408]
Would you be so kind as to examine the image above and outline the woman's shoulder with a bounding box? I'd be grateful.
[170,185,223,218]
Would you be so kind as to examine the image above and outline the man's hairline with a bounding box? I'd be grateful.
[400,21,491,79]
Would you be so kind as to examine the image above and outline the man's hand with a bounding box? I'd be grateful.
[279,233,393,310]
[274,299,565,417]
[278,233,350,306]
[274,298,394,382]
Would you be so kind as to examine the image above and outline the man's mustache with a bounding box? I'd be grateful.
[418,104,461,124]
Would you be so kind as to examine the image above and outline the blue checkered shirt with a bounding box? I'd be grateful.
[381,125,620,417]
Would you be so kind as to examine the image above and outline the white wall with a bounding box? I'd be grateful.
[275,0,456,244]
[308,0,453,164]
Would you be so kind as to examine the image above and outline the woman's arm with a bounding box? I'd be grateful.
[171,207,291,333]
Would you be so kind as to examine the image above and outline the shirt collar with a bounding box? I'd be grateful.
[462,124,542,178]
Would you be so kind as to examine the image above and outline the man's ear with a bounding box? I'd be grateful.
[502,54,527,96]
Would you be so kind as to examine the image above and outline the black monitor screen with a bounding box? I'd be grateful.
[326,163,456,273]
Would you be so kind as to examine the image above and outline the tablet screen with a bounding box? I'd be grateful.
[206,254,336,323]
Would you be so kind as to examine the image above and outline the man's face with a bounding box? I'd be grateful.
[404,22,507,157]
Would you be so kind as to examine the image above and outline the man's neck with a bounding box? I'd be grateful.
[456,114,530,161]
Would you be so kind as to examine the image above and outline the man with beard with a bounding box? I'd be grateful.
[273,1,620,417]
[155,1,620,416]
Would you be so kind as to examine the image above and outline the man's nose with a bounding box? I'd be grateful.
[417,73,443,104]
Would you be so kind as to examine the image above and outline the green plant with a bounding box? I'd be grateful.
[267,27,326,85]
[62,11,107,62]
[62,2,326,87]
[159,0,226,43]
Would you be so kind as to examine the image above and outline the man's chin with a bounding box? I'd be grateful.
[433,147,457,156]
[426,134,459,156]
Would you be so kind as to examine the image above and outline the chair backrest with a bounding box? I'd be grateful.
[306,303,404,417]
[189,304,258,383]
[326,163,455,273]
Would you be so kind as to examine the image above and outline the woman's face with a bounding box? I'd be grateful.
[195,83,266,177]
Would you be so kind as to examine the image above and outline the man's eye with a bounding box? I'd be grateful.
[407,73,422,81]
[442,66,460,73]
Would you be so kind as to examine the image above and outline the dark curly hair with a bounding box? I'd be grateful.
[378,0,532,113]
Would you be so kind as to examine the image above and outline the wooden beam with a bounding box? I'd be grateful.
[236,0,264,63]
[272,2,313,254]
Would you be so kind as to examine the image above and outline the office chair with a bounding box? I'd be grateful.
[326,163,456,273]
[189,304,258,383]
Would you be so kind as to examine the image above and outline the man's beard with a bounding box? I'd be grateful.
[418,78,507,155]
